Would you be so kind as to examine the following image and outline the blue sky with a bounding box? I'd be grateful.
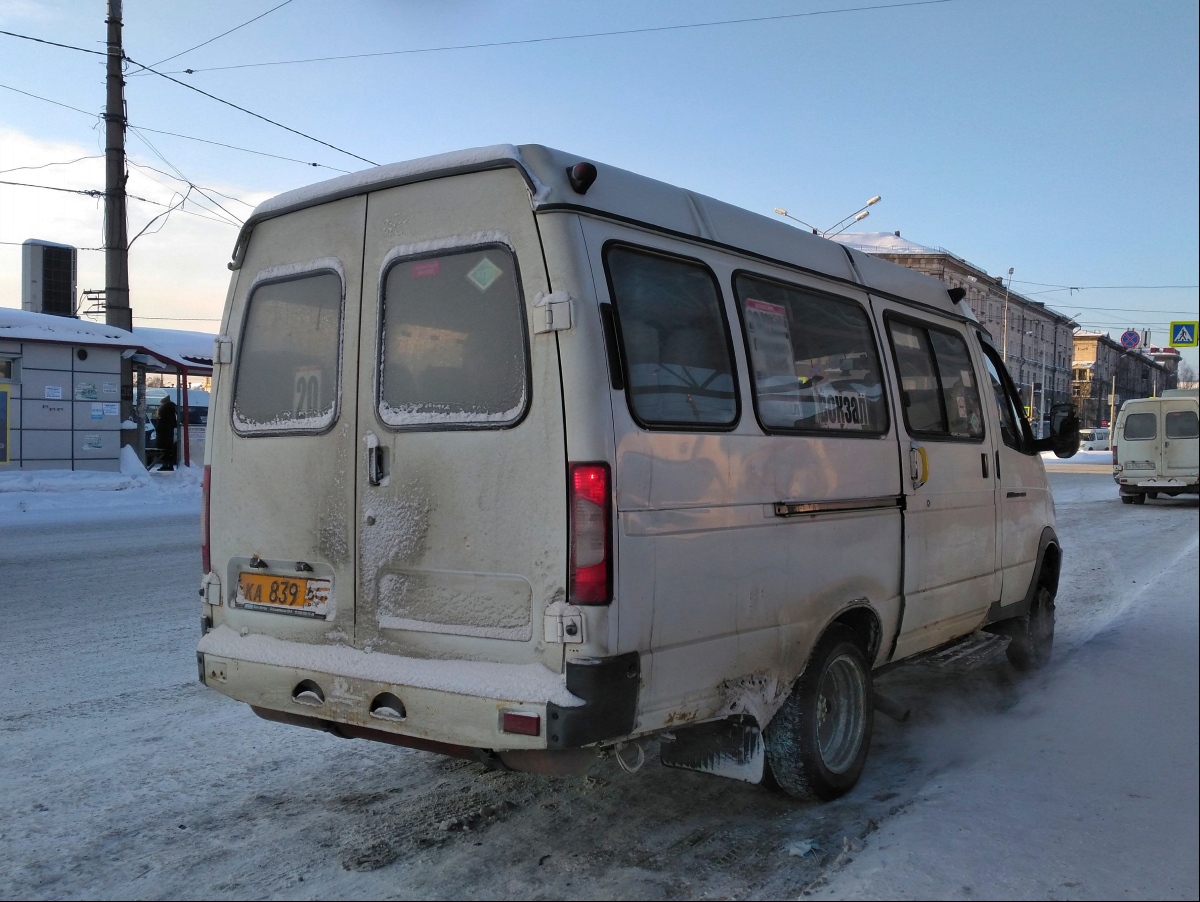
[1,0,1197,370]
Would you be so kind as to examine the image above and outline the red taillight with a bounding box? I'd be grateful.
[569,462,611,605]
[201,465,212,574]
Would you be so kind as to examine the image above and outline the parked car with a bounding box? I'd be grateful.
[1078,427,1110,451]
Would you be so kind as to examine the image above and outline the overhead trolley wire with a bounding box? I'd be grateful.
[0,31,376,167]
[123,56,378,166]
[160,0,959,74]
[0,83,350,172]
[145,0,296,69]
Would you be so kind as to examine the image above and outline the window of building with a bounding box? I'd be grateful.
[605,244,738,429]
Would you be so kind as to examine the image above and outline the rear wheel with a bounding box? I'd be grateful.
[1006,585,1055,672]
[1132,492,1147,505]
[1147,491,1159,500]
[1121,494,1135,504]
[764,626,873,801]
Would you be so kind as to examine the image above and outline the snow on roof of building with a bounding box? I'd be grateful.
[0,306,214,372]
[827,231,940,254]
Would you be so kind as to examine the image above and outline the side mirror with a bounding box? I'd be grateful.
[1033,401,1080,458]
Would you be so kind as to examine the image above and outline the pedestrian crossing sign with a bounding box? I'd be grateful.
[1170,321,1199,347]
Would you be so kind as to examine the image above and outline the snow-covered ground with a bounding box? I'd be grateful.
[0,460,1195,900]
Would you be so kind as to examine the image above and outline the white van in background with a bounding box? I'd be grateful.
[196,145,1078,801]
[1079,427,1110,451]
[1113,393,1200,503]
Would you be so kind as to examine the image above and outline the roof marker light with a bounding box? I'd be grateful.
[567,162,598,195]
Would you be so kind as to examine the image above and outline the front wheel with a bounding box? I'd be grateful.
[1006,585,1055,672]
[764,626,873,801]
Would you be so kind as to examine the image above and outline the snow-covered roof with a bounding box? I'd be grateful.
[827,231,941,254]
[232,144,963,315]
[131,326,215,368]
[0,306,213,373]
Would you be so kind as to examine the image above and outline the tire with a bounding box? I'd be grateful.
[1147,491,1159,500]
[1006,584,1055,672]
[1132,492,1147,505]
[764,626,873,801]
[1121,494,1135,504]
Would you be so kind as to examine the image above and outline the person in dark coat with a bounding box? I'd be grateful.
[154,396,178,471]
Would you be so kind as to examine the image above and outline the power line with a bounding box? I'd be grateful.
[0,28,106,57]
[163,0,957,74]
[0,178,238,226]
[146,0,296,69]
[124,55,378,166]
[127,125,351,172]
[0,82,99,118]
[0,240,103,250]
[0,34,375,166]
[1,82,351,172]
[1017,280,1198,291]
[0,155,104,176]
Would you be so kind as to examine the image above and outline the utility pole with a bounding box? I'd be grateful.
[103,0,135,448]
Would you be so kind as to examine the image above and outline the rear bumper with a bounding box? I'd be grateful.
[1116,475,1199,493]
[196,625,639,751]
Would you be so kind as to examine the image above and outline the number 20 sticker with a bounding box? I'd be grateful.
[293,366,323,418]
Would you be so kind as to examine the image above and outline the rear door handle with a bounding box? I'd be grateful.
[365,433,388,487]
[981,452,989,479]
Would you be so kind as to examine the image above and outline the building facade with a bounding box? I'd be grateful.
[833,233,1076,435]
[1071,333,1176,427]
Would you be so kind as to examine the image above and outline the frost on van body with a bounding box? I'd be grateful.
[717,672,791,729]
[360,484,431,577]
[248,145,552,222]
[198,624,580,706]
[376,231,516,278]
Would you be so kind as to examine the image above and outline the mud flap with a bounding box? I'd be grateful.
[659,718,765,784]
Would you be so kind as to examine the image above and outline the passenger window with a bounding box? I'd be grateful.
[605,245,737,428]
[378,245,528,429]
[1166,410,1199,439]
[888,320,985,440]
[1124,413,1157,440]
[233,270,343,434]
[980,343,1030,452]
[734,273,887,434]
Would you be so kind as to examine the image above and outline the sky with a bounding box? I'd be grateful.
[1,0,1197,372]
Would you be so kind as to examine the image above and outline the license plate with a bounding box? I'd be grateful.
[237,572,331,618]
[1124,461,1155,470]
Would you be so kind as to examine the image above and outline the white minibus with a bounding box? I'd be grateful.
[197,145,1078,800]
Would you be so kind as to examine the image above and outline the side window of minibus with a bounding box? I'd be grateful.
[979,341,1031,453]
[604,244,738,429]
[886,319,985,441]
[733,272,888,435]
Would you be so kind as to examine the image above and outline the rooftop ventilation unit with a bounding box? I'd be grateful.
[22,239,77,317]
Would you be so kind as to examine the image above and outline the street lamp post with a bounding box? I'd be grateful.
[1001,267,1015,366]
[774,196,882,238]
